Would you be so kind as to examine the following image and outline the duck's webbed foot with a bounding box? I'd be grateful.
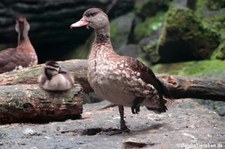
[118,105,130,133]
[120,119,130,132]
[131,97,145,114]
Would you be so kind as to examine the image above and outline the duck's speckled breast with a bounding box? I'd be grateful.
[87,44,134,105]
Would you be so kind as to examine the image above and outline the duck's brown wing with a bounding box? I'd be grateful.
[123,56,170,99]
[0,48,17,73]
[122,56,169,113]
[0,48,30,73]
[0,48,16,66]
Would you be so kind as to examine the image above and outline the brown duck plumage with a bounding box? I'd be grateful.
[0,16,38,73]
[71,8,170,131]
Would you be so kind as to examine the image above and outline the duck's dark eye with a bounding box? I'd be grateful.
[87,12,97,17]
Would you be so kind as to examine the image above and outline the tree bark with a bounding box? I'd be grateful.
[0,84,83,124]
[0,59,92,92]
[0,60,87,124]
[0,59,225,123]
[158,74,225,101]
[1,59,225,101]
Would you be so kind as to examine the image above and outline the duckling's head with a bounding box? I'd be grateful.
[44,60,67,80]
[70,8,109,31]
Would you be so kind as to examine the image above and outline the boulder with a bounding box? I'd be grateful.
[135,0,170,19]
[134,12,166,63]
[110,12,135,50]
[156,7,220,63]
[194,0,225,60]
[0,99,224,148]
[212,41,225,60]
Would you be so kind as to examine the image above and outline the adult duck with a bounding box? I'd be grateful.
[0,16,38,73]
[71,8,170,132]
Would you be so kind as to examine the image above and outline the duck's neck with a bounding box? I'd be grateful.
[95,26,111,44]
[18,30,30,45]
[17,26,29,45]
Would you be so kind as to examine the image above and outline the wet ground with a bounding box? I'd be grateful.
[0,99,224,149]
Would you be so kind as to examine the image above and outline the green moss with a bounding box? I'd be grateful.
[142,40,160,63]
[157,7,220,62]
[69,44,91,59]
[195,0,225,17]
[134,0,171,17]
[134,12,165,41]
[195,0,208,17]
[195,0,225,38]
[152,60,225,79]
[67,34,95,59]
[110,22,124,44]
[134,0,145,14]
[204,12,225,38]
[196,0,225,13]
[211,41,225,60]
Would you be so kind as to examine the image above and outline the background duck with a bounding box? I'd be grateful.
[0,16,38,73]
[38,60,74,91]
[71,8,170,132]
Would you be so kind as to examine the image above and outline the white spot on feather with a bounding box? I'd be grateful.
[136,72,140,76]
[120,63,124,68]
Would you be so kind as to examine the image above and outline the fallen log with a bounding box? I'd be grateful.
[0,59,93,93]
[1,59,224,101]
[158,75,225,101]
[0,84,83,124]
[0,59,224,124]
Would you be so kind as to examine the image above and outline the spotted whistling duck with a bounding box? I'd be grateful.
[71,8,170,132]
[0,16,38,73]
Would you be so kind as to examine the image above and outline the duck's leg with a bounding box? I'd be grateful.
[118,105,130,132]
[131,97,145,114]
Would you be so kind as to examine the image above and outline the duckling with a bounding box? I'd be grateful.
[38,60,74,91]
[0,16,38,73]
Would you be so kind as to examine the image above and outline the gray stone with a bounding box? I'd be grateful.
[0,99,224,149]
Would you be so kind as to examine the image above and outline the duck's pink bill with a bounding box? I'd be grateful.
[70,17,89,28]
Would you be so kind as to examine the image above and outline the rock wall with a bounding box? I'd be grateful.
[0,0,134,63]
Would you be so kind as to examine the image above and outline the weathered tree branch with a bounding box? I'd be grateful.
[0,84,83,124]
[0,60,87,124]
[1,59,225,101]
[0,59,93,92]
[158,74,225,101]
[0,59,225,124]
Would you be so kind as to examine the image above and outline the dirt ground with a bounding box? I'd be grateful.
[0,99,224,149]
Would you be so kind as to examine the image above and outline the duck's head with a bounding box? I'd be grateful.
[70,8,109,31]
[15,16,30,33]
[44,60,67,79]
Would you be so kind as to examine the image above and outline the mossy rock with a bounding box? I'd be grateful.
[134,12,165,42]
[110,12,135,49]
[135,0,171,19]
[152,60,225,79]
[193,0,225,60]
[211,41,225,60]
[141,39,160,64]
[204,12,225,38]
[133,12,166,64]
[196,0,225,14]
[195,0,225,38]
[157,7,220,63]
